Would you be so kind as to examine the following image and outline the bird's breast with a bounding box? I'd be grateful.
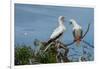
[62,26,66,31]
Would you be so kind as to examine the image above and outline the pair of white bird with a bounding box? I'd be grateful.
[45,16,83,47]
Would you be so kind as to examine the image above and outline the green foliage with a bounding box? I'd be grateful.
[15,39,93,65]
[15,44,34,65]
[33,40,57,63]
[15,40,70,65]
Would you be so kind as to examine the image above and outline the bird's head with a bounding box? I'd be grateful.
[69,19,76,26]
[59,16,65,22]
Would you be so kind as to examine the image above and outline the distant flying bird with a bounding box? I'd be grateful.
[69,19,83,46]
[44,16,66,47]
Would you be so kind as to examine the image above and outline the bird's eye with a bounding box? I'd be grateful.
[70,21,72,24]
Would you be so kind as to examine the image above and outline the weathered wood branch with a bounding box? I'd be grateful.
[82,23,91,39]
[65,23,94,48]
[82,40,94,48]
[34,23,93,63]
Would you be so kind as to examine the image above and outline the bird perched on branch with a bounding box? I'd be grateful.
[44,16,66,51]
[69,19,83,46]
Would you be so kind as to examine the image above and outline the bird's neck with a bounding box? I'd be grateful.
[72,22,78,27]
[59,20,64,26]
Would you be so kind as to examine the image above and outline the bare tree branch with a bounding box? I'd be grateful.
[44,41,67,52]
[43,44,51,52]
[82,23,91,39]
[43,23,93,53]
[82,40,94,48]
[65,40,76,47]
[65,23,91,47]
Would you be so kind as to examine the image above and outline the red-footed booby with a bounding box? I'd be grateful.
[44,16,66,48]
[69,19,83,46]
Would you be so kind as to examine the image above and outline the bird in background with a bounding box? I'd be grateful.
[69,19,83,46]
[44,16,66,51]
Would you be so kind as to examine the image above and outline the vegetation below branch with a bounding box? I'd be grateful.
[15,38,93,65]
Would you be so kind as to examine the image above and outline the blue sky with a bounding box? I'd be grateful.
[15,4,94,60]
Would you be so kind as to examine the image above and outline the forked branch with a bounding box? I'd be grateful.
[65,23,92,47]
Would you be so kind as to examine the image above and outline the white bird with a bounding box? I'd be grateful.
[44,16,66,47]
[69,19,83,46]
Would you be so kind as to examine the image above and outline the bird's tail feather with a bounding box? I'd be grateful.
[76,40,80,46]
[43,39,54,52]
[44,39,53,46]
